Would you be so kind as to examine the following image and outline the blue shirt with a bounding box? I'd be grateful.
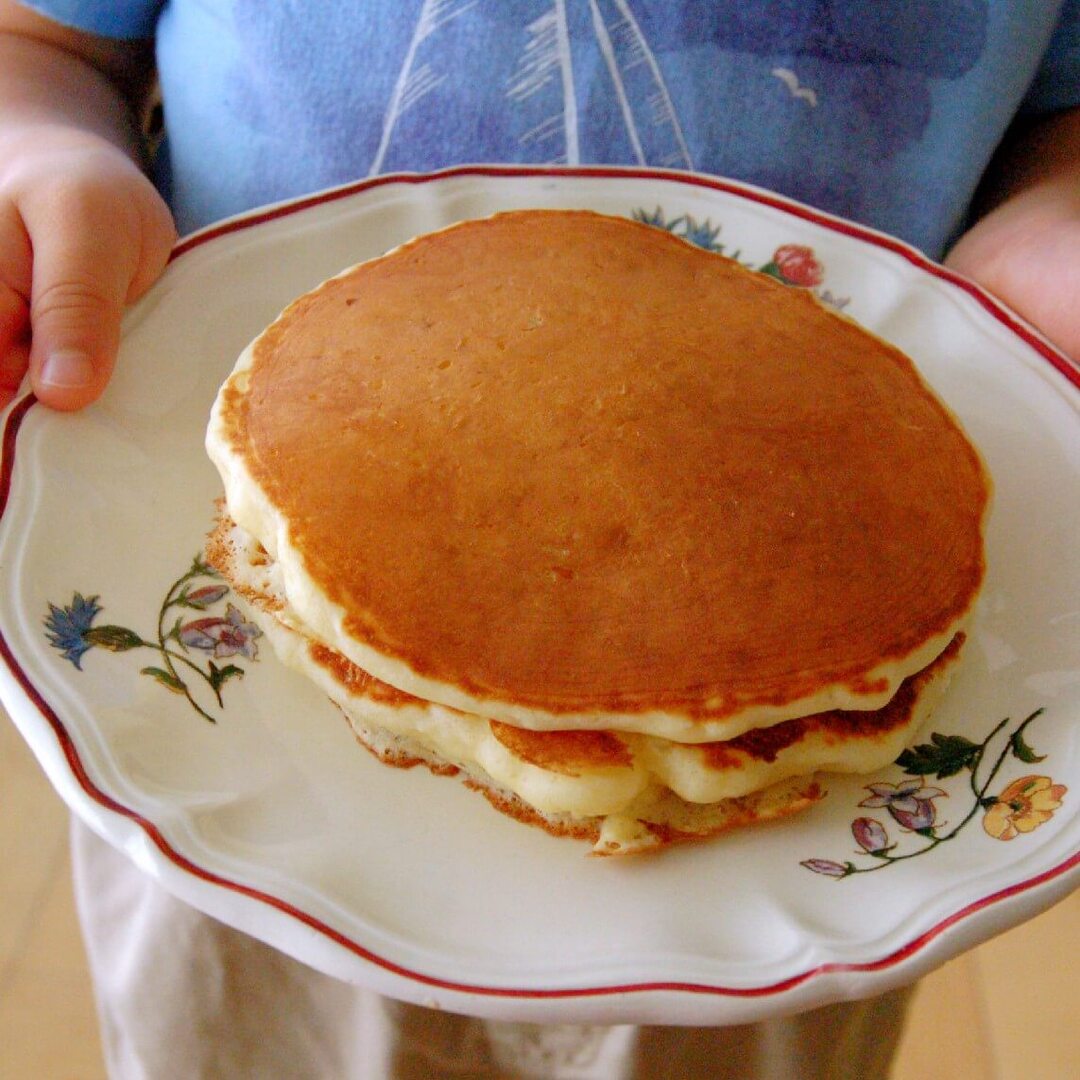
[24,0,1080,256]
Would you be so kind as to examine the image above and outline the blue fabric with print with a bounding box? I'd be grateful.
[22,0,1080,255]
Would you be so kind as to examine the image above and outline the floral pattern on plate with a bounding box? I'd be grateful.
[803,709,1068,878]
[44,555,260,724]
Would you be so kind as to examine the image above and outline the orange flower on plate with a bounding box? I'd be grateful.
[982,775,1067,841]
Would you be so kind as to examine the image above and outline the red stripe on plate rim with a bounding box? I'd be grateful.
[2,166,1077,1003]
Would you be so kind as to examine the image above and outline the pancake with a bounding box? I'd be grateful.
[207,209,989,743]
[207,513,964,855]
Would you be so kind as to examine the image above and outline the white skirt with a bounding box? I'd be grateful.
[71,817,913,1080]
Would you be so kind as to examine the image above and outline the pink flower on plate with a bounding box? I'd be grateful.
[184,584,229,609]
[771,244,825,288]
[852,817,890,853]
[800,858,849,878]
[179,604,261,660]
[859,779,946,832]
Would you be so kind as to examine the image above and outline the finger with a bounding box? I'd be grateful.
[26,197,136,411]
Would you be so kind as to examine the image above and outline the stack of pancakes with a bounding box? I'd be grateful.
[206,210,989,855]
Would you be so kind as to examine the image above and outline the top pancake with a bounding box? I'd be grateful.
[208,209,989,742]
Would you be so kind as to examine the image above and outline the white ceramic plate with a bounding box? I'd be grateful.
[1,167,1077,1026]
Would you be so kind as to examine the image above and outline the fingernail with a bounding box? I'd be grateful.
[40,350,95,390]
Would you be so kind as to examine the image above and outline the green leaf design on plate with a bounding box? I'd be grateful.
[896,732,981,779]
[208,661,244,693]
[1010,727,1047,764]
[140,666,186,693]
[84,625,145,652]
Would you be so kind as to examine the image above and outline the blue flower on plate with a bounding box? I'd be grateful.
[44,593,102,670]
[681,215,724,252]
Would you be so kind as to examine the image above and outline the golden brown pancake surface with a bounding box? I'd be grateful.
[217,210,988,729]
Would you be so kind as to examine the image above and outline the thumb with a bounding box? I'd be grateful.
[27,209,134,411]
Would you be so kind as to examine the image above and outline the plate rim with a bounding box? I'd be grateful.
[2,164,1078,1015]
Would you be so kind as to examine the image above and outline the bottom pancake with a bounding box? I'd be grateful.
[207,515,964,855]
[336,701,825,855]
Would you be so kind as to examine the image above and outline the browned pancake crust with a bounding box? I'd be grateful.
[220,210,988,724]
[308,642,418,706]
[700,631,965,768]
[488,721,634,775]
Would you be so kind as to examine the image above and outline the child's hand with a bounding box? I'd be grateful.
[0,128,176,411]
[946,109,1079,361]
[946,194,1079,361]
[0,3,173,413]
